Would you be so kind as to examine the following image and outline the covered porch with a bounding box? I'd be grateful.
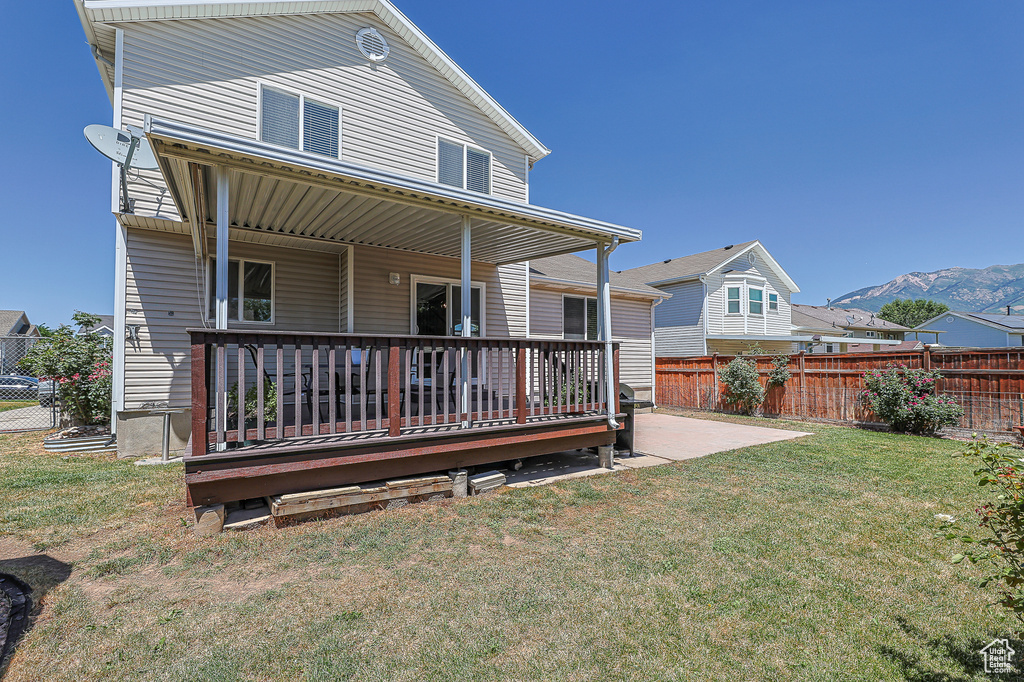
[143,117,640,506]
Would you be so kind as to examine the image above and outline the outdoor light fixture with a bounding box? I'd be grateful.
[389,272,401,286]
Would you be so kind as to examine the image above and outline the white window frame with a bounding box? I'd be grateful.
[256,82,343,158]
[435,136,493,195]
[206,257,276,325]
[768,292,779,312]
[726,286,742,315]
[409,274,487,336]
[561,294,600,341]
[748,287,765,316]
[865,331,877,338]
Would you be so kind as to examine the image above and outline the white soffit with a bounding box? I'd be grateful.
[144,117,640,264]
[75,0,551,161]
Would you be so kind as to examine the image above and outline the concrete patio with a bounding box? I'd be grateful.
[505,412,812,487]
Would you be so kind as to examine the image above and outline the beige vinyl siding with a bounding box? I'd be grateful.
[118,12,530,220]
[350,244,527,338]
[124,230,341,409]
[529,287,654,391]
[651,280,705,357]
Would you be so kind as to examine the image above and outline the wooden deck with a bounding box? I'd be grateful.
[187,330,620,506]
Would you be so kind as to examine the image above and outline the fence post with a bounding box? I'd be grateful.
[711,353,719,410]
[798,350,806,419]
[923,344,932,372]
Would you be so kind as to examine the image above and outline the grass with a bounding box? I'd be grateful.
[0,400,38,413]
[0,419,1018,680]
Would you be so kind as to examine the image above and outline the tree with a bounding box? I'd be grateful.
[877,299,950,328]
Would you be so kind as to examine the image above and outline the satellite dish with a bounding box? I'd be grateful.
[84,124,159,170]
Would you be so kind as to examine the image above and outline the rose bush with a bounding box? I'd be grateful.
[859,363,962,434]
[18,312,113,425]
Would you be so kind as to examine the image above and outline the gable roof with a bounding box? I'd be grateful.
[0,310,31,336]
[79,314,116,334]
[529,254,667,299]
[917,311,1024,332]
[74,0,550,162]
[621,240,800,293]
[792,304,911,332]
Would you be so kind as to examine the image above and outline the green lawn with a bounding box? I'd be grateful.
[0,400,38,413]
[0,418,1017,681]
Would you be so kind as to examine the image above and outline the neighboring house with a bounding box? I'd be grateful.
[791,304,912,353]
[528,254,668,402]
[0,310,41,375]
[916,312,1024,348]
[75,0,643,504]
[78,314,116,337]
[622,241,800,357]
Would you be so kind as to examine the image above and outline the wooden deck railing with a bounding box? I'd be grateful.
[189,330,619,456]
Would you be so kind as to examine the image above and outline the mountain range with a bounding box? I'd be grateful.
[832,263,1024,314]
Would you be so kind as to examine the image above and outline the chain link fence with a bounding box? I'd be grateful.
[0,336,58,433]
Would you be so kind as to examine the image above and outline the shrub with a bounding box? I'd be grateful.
[227,376,278,426]
[859,363,962,434]
[18,312,112,425]
[718,357,764,414]
[944,437,1024,630]
[767,354,792,388]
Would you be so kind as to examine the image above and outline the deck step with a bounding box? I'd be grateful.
[270,474,453,522]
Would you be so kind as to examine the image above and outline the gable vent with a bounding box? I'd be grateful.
[356,27,390,62]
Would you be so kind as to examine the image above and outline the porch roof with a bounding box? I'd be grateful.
[144,117,641,265]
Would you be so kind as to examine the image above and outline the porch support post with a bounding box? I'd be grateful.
[214,166,230,451]
[460,215,471,427]
[597,238,619,429]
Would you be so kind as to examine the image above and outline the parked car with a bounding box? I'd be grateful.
[37,378,57,407]
[0,375,39,401]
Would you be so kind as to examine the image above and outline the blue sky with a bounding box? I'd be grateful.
[2,1,1021,326]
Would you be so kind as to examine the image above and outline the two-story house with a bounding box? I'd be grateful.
[623,241,801,357]
[74,0,646,506]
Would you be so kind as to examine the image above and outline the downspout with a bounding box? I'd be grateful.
[599,237,620,429]
[650,295,666,407]
[699,274,708,356]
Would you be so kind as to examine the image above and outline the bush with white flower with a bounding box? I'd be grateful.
[859,363,962,435]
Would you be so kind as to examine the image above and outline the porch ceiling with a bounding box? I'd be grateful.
[145,117,640,265]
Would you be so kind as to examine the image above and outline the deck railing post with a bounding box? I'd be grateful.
[516,344,527,424]
[388,340,401,437]
[613,344,621,415]
[190,332,208,456]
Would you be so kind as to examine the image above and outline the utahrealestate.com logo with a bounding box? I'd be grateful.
[981,639,1016,674]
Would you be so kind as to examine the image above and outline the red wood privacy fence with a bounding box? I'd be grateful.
[656,347,1024,436]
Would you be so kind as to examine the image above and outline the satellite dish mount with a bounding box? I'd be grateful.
[83,124,159,214]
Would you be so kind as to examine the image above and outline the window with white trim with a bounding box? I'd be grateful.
[437,138,491,194]
[768,292,778,311]
[209,258,275,323]
[748,288,764,315]
[260,85,340,158]
[563,296,598,341]
[727,287,741,314]
[865,331,877,338]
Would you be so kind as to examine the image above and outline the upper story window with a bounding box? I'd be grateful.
[438,138,491,194]
[209,258,275,323]
[768,292,779,312]
[865,331,877,338]
[727,287,741,314]
[260,85,340,158]
[563,296,598,341]
[748,288,764,315]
